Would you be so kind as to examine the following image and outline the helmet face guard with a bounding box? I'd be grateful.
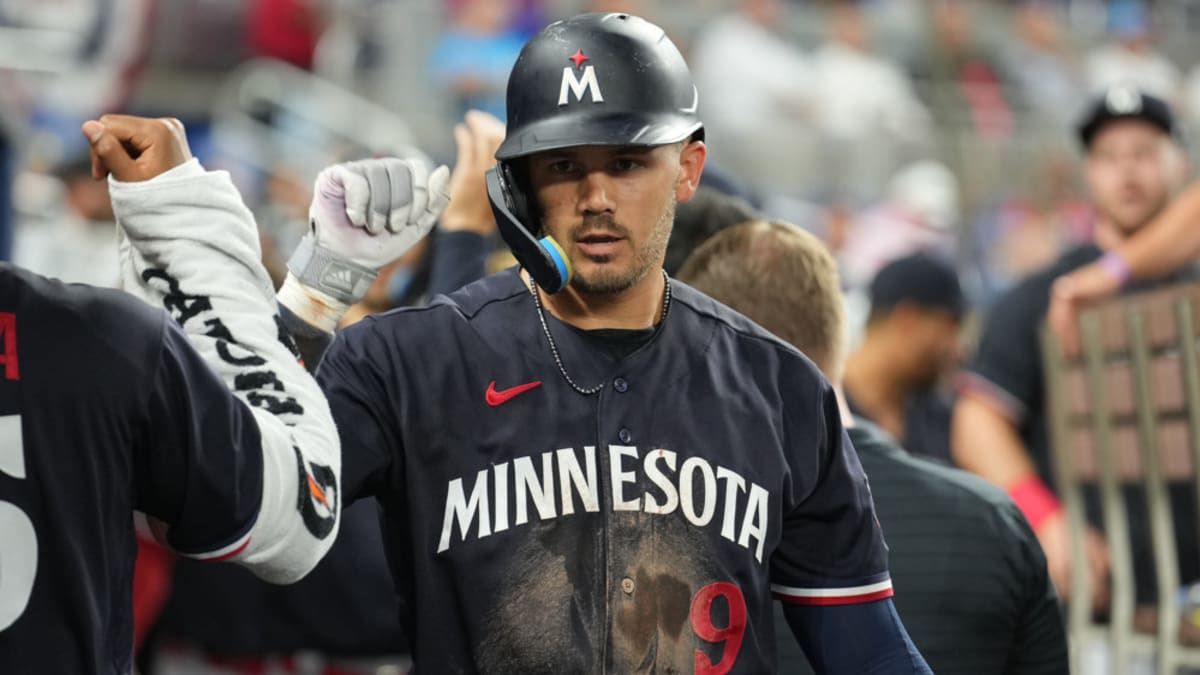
[489,12,704,293]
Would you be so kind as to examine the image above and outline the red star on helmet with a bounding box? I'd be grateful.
[569,49,588,68]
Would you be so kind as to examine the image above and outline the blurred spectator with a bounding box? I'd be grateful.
[677,220,1068,675]
[1085,0,1180,101]
[843,252,966,465]
[690,0,815,193]
[954,87,1196,615]
[912,0,1014,141]
[812,2,930,141]
[810,1,930,188]
[837,160,960,292]
[1007,1,1085,131]
[11,154,119,286]
[429,0,525,121]
[247,0,328,71]
[8,0,155,159]
[978,152,1093,295]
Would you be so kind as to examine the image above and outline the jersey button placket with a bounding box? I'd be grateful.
[613,377,628,393]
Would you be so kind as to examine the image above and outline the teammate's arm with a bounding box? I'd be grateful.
[1049,178,1200,352]
[428,110,506,297]
[86,115,341,583]
[773,379,931,674]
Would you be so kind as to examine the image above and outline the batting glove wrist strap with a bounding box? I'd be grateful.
[287,233,378,306]
[277,270,351,335]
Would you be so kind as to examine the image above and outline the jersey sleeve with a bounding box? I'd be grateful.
[770,377,894,606]
[134,317,265,558]
[110,159,342,584]
[315,321,400,502]
[959,283,1045,424]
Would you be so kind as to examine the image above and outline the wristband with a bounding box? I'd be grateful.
[1007,476,1062,532]
[287,233,377,305]
[277,273,349,334]
[1097,250,1133,288]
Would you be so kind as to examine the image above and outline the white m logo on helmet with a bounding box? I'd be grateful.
[558,65,604,106]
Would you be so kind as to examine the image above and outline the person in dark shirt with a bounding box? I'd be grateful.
[0,115,344,674]
[140,110,503,675]
[953,85,1197,612]
[679,219,1068,675]
[843,252,965,465]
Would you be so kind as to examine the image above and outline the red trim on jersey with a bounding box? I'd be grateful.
[208,535,252,562]
[773,587,895,606]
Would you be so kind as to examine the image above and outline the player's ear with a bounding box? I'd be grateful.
[675,140,706,204]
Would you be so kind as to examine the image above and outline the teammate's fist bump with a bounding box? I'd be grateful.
[307,158,450,271]
[82,115,192,183]
[280,158,450,332]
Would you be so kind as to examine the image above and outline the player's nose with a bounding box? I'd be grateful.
[577,170,615,214]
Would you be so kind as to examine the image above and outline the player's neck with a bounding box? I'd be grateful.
[524,268,667,331]
[844,338,909,413]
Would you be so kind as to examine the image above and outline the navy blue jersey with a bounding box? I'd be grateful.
[0,264,264,675]
[317,268,891,673]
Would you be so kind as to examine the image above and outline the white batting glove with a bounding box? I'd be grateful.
[279,158,450,331]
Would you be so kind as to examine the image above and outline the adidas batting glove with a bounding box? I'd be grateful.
[279,158,451,331]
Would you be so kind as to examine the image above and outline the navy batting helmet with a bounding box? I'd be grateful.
[486,12,704,293]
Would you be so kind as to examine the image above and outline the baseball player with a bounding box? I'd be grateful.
[268,13,931,673]
[0,115,345,674]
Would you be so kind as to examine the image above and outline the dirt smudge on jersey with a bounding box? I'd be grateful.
[609,512,706,673]
[477,519,601,674]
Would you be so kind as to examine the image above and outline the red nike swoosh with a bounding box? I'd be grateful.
[486,380,542,406]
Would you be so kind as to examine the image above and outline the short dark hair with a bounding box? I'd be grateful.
[664,185,760,275]
[677,220,845,379]
[866,251,965,326]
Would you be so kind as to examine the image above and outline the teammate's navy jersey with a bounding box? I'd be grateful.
[318,268,891,674]
[0,264,264,675]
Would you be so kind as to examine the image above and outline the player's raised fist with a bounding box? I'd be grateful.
[81,114,192,183]
[305,157,451,273]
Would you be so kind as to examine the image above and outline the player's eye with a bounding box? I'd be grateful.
[612,158,642,172]
[548,160,579,175]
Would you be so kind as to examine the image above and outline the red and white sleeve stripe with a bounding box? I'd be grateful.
[184,530,253,563]
[771,578,895,606]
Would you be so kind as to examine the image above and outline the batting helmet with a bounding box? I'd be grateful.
[486,12,704,293]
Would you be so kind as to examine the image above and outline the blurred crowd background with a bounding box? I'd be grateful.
[6,0,1200,317]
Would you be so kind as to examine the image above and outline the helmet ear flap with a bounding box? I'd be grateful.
[486,163,571,294]
[498,162,536,235]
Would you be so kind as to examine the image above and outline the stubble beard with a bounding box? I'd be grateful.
[569,184,678,296]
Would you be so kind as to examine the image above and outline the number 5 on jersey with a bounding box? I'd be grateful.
[0,414,36,631]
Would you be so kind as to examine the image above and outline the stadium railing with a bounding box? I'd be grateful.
[1043,280,1200,674]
